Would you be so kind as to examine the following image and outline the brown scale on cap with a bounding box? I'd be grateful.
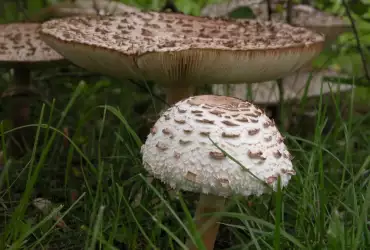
[150,126,157,135]
[200,131,211,136]
[209,151,226,159]
[179,139,192,145]
[177,107,187,113]
[277,135,285,144]
[156,142,168,150]
[248,149,266,160]
[162,128,173,137]
[196,118,215,124]
[273,150,282,159]
[248,128,260,136]
[221,120,239,126]
[236,117,249,122]
[0,23,63,65]
[264,135,273,142]
[174,117,186,124]
[263,121,271,128]
[191,110,203,114]
[174,151,181,159]
[209,109,225,116]
[222,131,240,138]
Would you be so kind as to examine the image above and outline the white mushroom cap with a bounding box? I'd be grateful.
[0,23,64,68]
[201,1,350,45]
[212,69,354,105]
[40,12,324,86]
[141,95,295,197]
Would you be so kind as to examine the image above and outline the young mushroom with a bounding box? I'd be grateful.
[141,95,295,250]
[30,0,139,21]
[40,11,324,105]
[0,23,65,156]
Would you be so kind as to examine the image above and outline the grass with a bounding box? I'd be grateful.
[0,66,369,249]
[0,0,370,249]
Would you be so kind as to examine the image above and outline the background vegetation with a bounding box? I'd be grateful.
[0,0,370,249]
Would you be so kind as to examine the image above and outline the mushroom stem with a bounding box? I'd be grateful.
[187,193,226,250]
[6,67,33,157]
[164,86,194,105]
[13,66,31,87]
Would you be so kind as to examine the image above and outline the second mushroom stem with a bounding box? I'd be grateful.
[8,67,32,157]
[187,194,226,250]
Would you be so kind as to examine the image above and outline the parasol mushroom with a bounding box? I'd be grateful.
[141,95,296,250]
[30,0,139,22]
[212,68,354,105]
[0,23,65,156]
[40,11,325,105]
[212,68,355,130]
[201,0,351,47]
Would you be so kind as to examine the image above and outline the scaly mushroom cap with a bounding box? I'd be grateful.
[201,1,349,45]
[201,0,262,18]
[0,23,64,68]
[212,69,354,104]
[42,0,139,18]
[40,12,324,86]
[141,95,295,197]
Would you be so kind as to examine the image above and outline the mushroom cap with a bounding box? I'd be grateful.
[37,0,139,19]
[40,12,324,87]
[141,95,295,197]
[0,23,65,68]
[201,1,350,45]
[212,69,354,105]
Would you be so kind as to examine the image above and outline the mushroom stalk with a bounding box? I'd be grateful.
[6,67,32,157]
[13,66,31,87]
[164,86,195,105]
[186,194,226,250]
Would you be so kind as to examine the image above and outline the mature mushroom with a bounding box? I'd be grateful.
[212,68,354,130]
[30,0,139,21]
[212,69,354,105]
[40,12,324,105]
[0,23,65,156]
[201,0,350,47]
[141,95,295,250]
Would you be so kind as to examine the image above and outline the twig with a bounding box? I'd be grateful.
[342,0,370,84]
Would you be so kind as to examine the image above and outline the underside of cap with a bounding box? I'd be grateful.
[141,95,295,197]
[212,69,355,105]
[40,12,324,85]
[0,23,64,67]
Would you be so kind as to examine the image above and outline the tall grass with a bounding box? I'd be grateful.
[0,76,369,249]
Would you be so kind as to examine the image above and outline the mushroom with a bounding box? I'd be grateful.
[212,68,354,129]
[30,0,139,21]
[0,23,65,156]
[40,11,324,105]
[201,0,350,47]
[141,95,295,249]
[212,68,354,105]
